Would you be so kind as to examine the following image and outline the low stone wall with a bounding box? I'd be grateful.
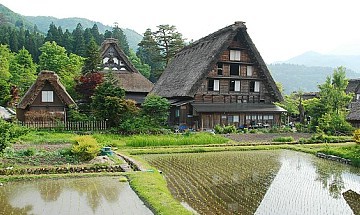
[316,153,352,165]
[0,165,124,175]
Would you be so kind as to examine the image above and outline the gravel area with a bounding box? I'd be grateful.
[224,133,313,143]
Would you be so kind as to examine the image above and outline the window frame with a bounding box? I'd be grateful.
[230,50,241,61]
[41,91,54,103]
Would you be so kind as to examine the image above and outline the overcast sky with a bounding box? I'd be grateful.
[1,0,359,63]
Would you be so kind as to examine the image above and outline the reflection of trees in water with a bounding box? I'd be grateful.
[0,183,33,215]
[313,159,345,199]
[37,180,63,202]
[67,177,121,212]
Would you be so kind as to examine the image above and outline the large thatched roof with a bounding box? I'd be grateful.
[347,102,360,121]
[17,71,76,109]
[152,21,282,101]
[100,38,153,93]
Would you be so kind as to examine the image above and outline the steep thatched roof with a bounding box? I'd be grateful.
[152,21,283,101]
[17,71,76,109]
[346,78,360,94]
[100,38,153,93]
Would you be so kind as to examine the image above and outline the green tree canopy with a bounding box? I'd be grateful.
[141,94,170,126]
[129,49,150,78]
[82,38,101,73]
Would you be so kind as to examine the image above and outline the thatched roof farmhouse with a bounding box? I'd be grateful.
[152,21,286,130]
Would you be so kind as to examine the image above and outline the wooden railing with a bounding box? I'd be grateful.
[18,121,108,131]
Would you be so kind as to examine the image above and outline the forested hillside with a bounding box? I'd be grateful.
[25,16,142,51]
[269,63,359,94]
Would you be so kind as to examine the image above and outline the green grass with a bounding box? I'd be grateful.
[17,131,78,144]
[318,144,360,166]
[123,133,228,147]
[127,171,192,215]
[272,136,295,142]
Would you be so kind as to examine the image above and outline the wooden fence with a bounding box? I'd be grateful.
[18,121,108,131]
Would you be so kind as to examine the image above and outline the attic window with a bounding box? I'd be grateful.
[247,66,253,76]
[230,50,241,61]
[42,91,53,102]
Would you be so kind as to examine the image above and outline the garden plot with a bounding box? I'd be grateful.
[143,150,360,215]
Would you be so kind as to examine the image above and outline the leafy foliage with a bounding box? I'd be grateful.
[141,94,170,126]
[82,38,101,73]
[272,136,294,142]
[71,135,100,161]
[214,124,237,134]
[129,49,150,78]
[0,120,29,153]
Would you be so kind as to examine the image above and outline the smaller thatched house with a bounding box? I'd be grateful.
[16,71,76,122]
[100,38,154,104]
[346,78,360,127]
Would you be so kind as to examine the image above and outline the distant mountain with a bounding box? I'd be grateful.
[0,4,142,51]
[0,4,36,31]
[25,16,142,51]
[268,63,359,94]
[280,51,360,72]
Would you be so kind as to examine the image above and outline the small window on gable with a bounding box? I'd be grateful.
[42,91,53,102]
[230,50,241,61]
[230,64,239,76]
[249,81,260,93]
[217,63,223,76]
[247,66,253,76]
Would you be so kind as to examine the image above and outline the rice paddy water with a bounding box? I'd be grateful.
[143,150,360,215]
[0,176,153,215]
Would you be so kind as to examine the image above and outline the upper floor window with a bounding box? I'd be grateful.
[230,50,241,61]
[217,63,223,76]
[208,79,220,91]
[357,94,360,101]
[42,91,54,102]
[230,64,239,76]
[247,66,253,76]
[229,80,241,92]
[249,81,260,93]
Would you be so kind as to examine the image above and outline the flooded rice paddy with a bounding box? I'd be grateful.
[144,150,360,215]
[0,176,153,215]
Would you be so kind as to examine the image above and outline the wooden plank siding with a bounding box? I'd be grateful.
[18,121,108,131]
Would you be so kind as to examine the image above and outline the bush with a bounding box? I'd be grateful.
[272,136,295,142]
[71,135,100,161]
[0,120,29,152]
[353,129,360,144]
[214,124,236,134]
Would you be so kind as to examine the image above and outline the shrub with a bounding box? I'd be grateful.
[71,135,100,161]
[272,136,294,142]
[0,120,29,152]
[214,124,224,134]
[353,129,360,144]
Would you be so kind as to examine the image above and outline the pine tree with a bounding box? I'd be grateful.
[112,23,130,55]
[83,38,101,73]
[90,24,103,45]
[72,23,86,56]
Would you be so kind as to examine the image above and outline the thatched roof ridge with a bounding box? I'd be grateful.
[100,38,154,93]
[17,71,76,109]
[152,22,283,101]
[100,38,137,74]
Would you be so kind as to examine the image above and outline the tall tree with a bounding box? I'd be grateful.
[154,24,185,66]
[62,29,73,53]
[138,25,185,81]
[0,45,13,105]
[90,24,103,45]
[129,49,150,78]
[82,38,101,73]
[72,23,86,56]
[9,47,37,96]
[304,67,353,134]
[45,23,62,45]
[112,23,130,55]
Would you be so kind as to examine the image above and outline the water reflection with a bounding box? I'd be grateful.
[0,177,153,215]
[145,150,360,215]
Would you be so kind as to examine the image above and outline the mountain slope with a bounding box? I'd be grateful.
[282,51,360,72]
[25,16,142,51]
[268,63,359,94]
[0,4,35,31]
